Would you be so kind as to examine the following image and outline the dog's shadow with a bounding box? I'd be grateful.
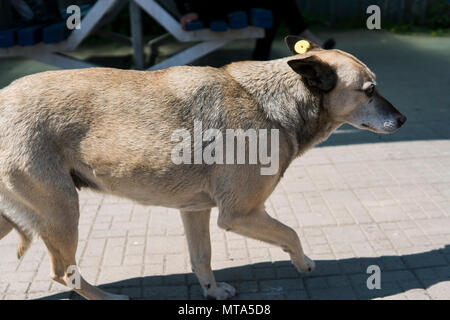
[36,245,449,300]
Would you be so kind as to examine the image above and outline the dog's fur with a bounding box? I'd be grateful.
[0,36,406,299]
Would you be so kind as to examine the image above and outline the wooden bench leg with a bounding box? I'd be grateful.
[129,1,144,70]
[148,39,231,71]
[29,53,97,69]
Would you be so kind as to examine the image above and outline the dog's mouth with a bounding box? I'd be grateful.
[360,122,396,134]
[360,123,380,132]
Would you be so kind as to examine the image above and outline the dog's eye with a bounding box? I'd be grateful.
[365,84,375,97]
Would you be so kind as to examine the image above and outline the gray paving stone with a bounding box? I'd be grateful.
[285,290,309,300]
[252,267,276,280]
[143,286,189,300]
[260,278,304,292]
[402,251,448,268]
[326,275,351,288]
[309,287,358,300]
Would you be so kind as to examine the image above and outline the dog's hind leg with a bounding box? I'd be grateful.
[181,209,236,300]
[37,187,129,300]
[4,166,128,300]
[218,208,315,273]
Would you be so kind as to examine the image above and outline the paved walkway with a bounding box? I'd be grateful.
[0,30,449,299]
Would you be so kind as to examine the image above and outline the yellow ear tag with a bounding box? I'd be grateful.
[294,40,310,54]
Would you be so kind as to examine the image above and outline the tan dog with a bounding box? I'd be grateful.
[0,36,406,300]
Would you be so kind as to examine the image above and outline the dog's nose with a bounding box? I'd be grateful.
[397,115,407,127]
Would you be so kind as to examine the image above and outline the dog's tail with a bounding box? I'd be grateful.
[0,213,13,239]
[0,213,32,259]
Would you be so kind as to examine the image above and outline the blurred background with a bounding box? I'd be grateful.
[0,0,448,74]
[0,0,449,144]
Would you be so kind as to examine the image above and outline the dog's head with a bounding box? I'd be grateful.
[285,35,406,134]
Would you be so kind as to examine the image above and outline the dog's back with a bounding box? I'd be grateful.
[0,65,272,239]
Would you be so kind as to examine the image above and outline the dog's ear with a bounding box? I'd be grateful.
[287,56,337,92]
[285,35,321,55]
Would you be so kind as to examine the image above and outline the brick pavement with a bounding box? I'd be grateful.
[1,140,449,300]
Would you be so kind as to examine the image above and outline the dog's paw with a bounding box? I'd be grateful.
[293,255,316,273]
[206,282,237,300]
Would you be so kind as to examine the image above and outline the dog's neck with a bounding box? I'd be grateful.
[225,58,340,158]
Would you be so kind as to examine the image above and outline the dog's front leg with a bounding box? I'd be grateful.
[180,209,236,300]
[218,208,315,273]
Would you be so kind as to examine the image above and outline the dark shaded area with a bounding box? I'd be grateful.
[70,169,98,191]
[82,55,133,69]
[36,245,450,300]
